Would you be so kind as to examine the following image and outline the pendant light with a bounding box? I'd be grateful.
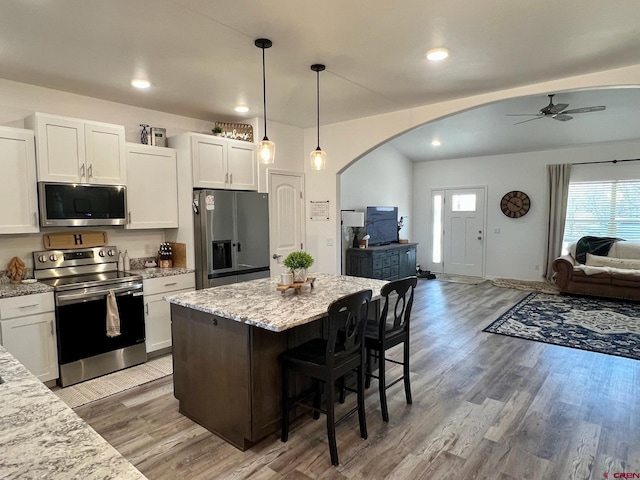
[310,64,326,171]
[255,38,276,164]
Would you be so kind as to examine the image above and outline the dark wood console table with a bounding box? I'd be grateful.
[346,242,417,280]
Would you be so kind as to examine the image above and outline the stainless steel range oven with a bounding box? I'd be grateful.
[33,246,146,387]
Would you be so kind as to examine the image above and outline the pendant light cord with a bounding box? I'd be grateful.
[262,46,268,139]
[316,69,320,149]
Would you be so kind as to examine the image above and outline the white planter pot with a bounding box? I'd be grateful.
[292,268,307,283]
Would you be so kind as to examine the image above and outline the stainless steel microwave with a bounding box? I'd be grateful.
[38,182,127,227]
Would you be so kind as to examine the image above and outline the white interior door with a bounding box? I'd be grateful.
[432,187,485,277]
[269,171,304,274]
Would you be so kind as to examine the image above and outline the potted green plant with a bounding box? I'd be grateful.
[212,125,224,136]
[283,251,314,283]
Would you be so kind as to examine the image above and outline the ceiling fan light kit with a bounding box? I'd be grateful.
[507,94,606,125]
[255,38,276,164]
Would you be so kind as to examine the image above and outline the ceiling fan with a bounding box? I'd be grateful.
[507,94,606,125]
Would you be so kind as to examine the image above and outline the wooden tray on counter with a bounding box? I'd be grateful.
[276,277,316,294]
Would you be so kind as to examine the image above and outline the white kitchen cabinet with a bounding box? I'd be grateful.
[168,133,257,191]
[26,113,126,185]
[0,126,39,234]
[125,143,179,229]
[143,273,195,354]
[0,292,58,382]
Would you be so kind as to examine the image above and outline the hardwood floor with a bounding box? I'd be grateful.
[76,280,640,479]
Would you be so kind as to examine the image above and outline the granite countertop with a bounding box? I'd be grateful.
[0,346,146,479]
[0,281,53,299]
[128,267,195,279]
[165,272,389,332]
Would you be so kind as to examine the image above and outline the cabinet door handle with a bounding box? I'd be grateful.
[19,304,39,309]
[230,173,233,184]
[33,212,37,225]
[50,320,54,337]
[80,164,85,177]
[225,173,228,184]
[128,212,131,223]
[88,164,93,178]
[145,303,149,315]
[164,282,178,287]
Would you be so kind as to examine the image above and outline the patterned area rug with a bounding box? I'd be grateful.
[54,355,173,408]
[484,293,640,361]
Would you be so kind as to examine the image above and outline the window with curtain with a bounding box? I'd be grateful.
[562,180,640,252]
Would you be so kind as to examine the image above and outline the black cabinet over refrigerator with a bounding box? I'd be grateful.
[193,189,270,289]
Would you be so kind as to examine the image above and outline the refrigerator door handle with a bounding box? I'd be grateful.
[237,241,242,252]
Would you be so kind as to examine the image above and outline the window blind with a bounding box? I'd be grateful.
[563,180,640,248]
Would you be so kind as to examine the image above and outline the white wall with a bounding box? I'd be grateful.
[339,143,414,272]
[302,64,640,275]
[412,139,640,281]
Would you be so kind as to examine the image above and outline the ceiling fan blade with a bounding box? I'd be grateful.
[552,114,573,121]
[513,117,544,125]
[562,105,606,114]
[547,103,569,114]
[506,113,542,117]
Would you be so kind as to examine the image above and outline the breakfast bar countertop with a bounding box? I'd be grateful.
[0,346,146,480]
[165,272,389,332]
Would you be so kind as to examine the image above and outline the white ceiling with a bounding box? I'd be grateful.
[1,0,640,161]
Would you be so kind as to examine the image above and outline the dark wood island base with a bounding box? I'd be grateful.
[171,304,322,450]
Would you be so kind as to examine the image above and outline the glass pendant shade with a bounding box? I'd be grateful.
[310,147,326,171]
[258,137,276,164]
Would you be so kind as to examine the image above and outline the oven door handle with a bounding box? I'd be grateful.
[56,285,142,305]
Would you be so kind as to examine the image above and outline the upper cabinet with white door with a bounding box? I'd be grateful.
[125,143,179,229]
[25,112,126,185]
[0,126,39,234]
[168,132,257,191]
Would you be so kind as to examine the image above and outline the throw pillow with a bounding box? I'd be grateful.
[585,253,640,269]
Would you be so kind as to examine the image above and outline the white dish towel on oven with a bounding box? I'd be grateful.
[106,289,121,337]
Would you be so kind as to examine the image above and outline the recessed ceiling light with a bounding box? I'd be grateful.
[235,105,249,113]
[431,139,441,147]
[426,48,449,61]
[131,79,151,89]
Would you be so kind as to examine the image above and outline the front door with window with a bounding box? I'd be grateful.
[431,187,486,277]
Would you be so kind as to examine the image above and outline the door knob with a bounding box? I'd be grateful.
[272,254,282,260]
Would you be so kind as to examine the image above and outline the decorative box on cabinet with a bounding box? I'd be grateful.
[125,143,179,229]
[25,112,126,185]
[346,243,417,280]
[168,132,257,191]
[0,292,58,382]
[0,126,39,234]
[143,273,195,354]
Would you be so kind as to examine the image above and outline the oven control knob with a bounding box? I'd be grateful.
[107,249,116,257]
[98,250,106,257]
[49,254,58,262]
[38,254,47,263]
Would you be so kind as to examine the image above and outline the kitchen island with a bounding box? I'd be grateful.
[165,273,388,450]
[0,346,146,479]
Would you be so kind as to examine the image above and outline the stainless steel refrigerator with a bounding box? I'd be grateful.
[193,189,270,289]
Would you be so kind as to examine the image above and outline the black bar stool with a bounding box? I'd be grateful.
[365,276,417,422]
[280,289,372,466]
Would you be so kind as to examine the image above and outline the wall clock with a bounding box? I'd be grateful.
[500,190,531,218]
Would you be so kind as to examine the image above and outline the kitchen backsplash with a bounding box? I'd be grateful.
[0,228,167,272]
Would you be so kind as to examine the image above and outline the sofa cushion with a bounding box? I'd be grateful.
[586,253,640,269]
[608,241,640,260]
[571,268,613,284]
